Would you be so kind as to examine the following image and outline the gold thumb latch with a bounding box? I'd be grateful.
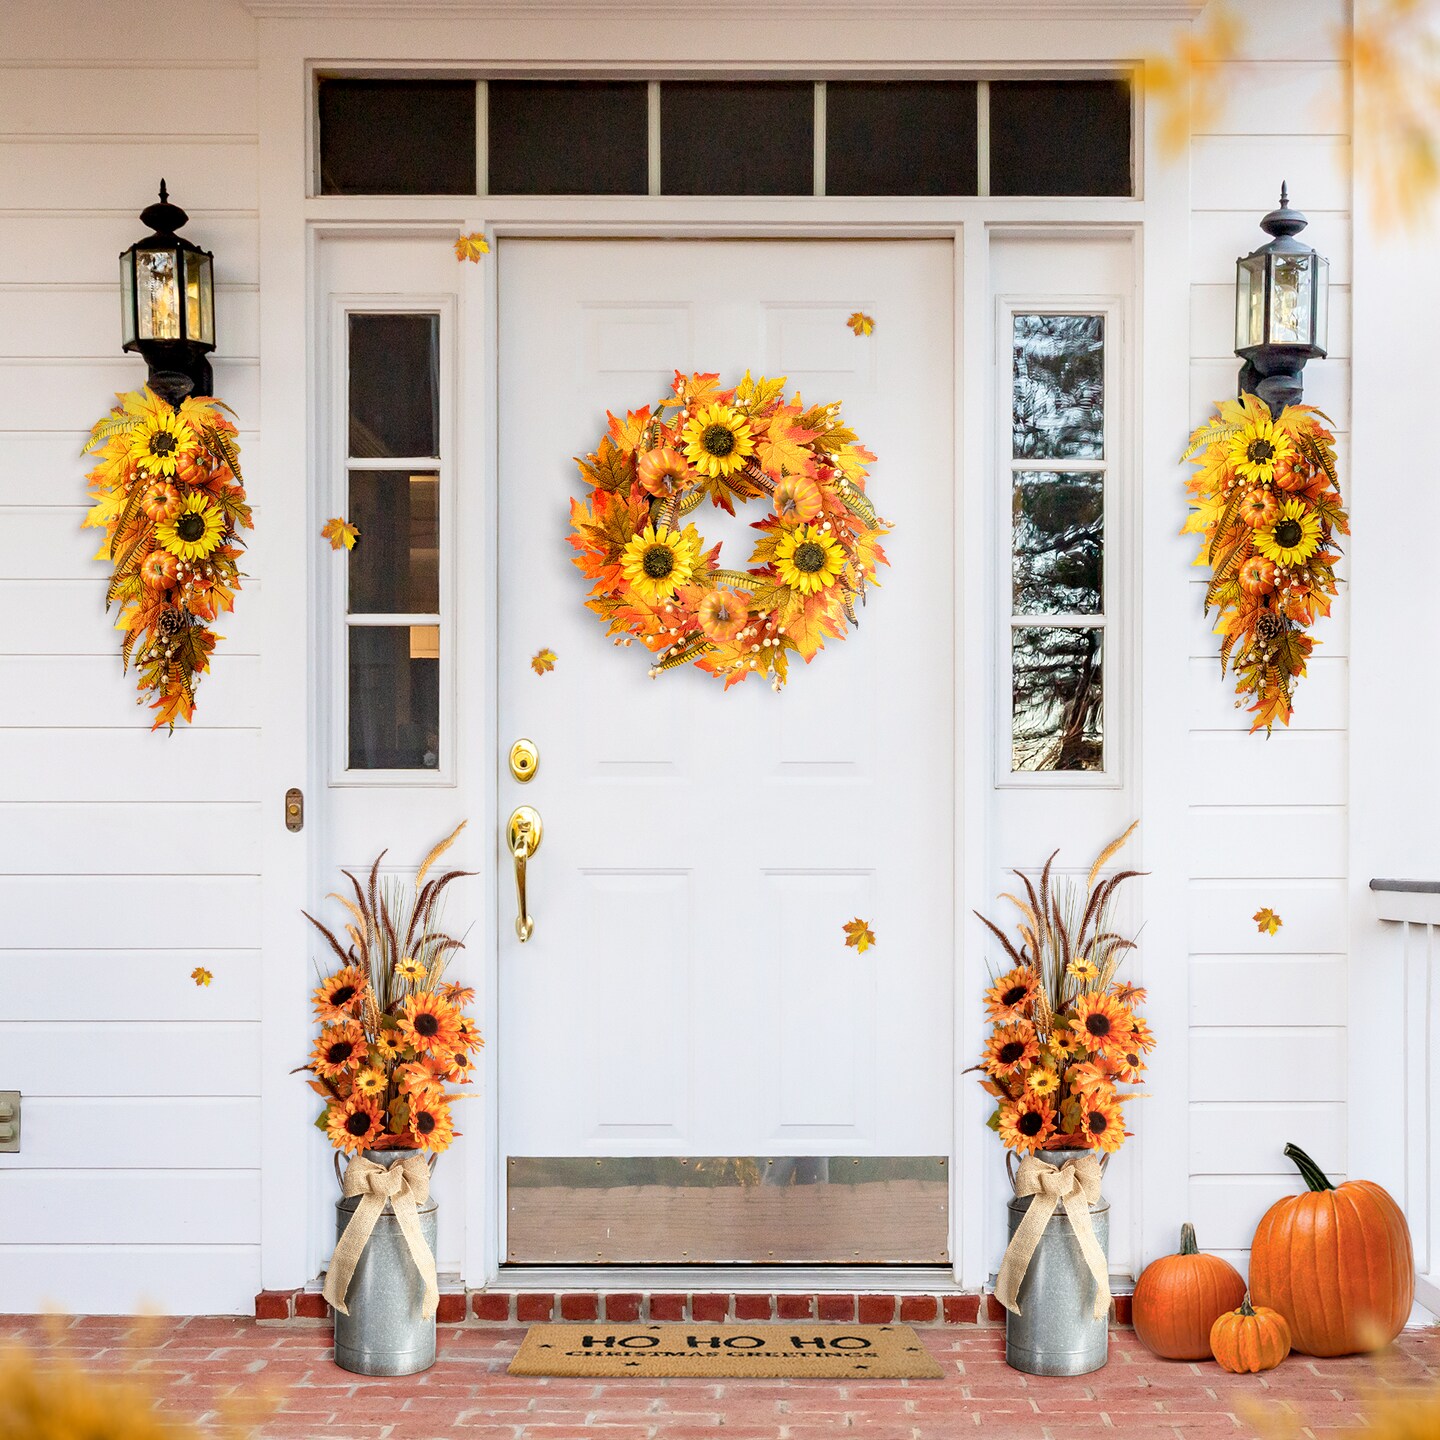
[507,805,543,942]
[508,738,539,783]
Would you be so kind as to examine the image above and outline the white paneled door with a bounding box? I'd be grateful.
[497,239,955,1262]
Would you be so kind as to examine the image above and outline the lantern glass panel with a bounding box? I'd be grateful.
[120,254,137,347]
[1268,253,1313,346]
[1311,253,1330,353]
[135,246,181,341]
[184,250,214,344]
[1235,254,1266,350]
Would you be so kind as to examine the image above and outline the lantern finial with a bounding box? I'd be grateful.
[158,178,169,204]
[1279,180,1288,208]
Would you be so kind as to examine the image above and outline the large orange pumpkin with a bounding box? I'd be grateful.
[1132,1222,1247,1360]
[1209,1295,1291,1374]
[1249,1142,1414,1356]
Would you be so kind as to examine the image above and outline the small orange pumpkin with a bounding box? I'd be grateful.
[1132,1222,1247,1360]
[1249,1142,1414,1356]
[1209,1295,1291,1374]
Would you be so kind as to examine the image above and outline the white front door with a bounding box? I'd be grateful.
[496,239,956,1265]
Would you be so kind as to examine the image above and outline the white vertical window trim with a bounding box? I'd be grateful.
[976,81,991,199]
[476,80,489,197]
[996,296,1122,789]
[813,81,826,197]
[329,293,457,788]
[647,81,662,197]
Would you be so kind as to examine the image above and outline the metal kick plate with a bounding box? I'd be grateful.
[506,1156,949,1264]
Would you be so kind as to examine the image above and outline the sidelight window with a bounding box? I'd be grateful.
[343,312,444,773]
[1007,313,1110,775]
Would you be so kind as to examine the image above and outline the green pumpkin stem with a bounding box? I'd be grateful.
[1239,1293,1255,1317]
[1283,1141,1336,1192]
[1179,1222,1199,1256]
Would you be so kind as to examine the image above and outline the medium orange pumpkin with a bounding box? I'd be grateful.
[1132,1222,1247,1360]
[1249,1142,1414,1357]
[1209,1295,1291,1374]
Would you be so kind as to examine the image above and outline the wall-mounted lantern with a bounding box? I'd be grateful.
[120,180,215,408]
[1235,183,1329,415]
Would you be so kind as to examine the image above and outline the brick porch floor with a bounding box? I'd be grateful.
[3,1316,1437,1439]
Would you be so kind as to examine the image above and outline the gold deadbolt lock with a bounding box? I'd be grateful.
[508,738,539,783]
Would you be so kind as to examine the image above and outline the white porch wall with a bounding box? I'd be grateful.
[0,0,1367,1313]
[0,0,264,1312]
[1184,0,1353,1277]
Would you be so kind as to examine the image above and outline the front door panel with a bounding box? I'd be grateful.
[497,239,955,1263]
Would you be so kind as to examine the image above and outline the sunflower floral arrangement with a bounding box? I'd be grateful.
[299,823,479,1157]
[1182,392,1347,732]
[568,369,890,689]
[81,387,251,729]
[974,824,1152,1157]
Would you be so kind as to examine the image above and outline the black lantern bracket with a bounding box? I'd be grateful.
[119,180,217,410]
[1234,183,1330,417]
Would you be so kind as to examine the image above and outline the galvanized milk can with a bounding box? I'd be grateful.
[331,1149,439,1377]
[1003,1149,1110,1377]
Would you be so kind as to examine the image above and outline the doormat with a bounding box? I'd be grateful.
[509,1323,944,1379]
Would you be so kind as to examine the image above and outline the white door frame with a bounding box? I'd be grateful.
[256,40,1194,1296]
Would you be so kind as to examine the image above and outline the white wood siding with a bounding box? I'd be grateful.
[0,0,261,1314]
[1184,0,1353,1277]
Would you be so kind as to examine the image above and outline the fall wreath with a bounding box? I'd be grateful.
[1182,393,1346,731]
[568,370,891,689]
[82,387,251,729]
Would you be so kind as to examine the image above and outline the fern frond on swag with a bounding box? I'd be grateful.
[82,387,252,730]
[1181,392,1347,733]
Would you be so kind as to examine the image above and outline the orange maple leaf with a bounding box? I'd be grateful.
[454,232,490,263]
[322,517,359,551]
[846,311,875,336]
[843,917,877,952]
[191,966,213,987]
[755,406,820,479]
[531,648,557,675]
[607,407,654,452]
[574,436,634,493]
[1253,907,1283,936]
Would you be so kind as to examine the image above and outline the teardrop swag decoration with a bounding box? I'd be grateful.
[568,370,891,690]
[82,387,252,729]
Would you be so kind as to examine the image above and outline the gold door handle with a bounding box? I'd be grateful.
[507,806,543,942]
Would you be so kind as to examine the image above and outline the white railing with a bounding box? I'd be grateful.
[1371,880,1440,1318]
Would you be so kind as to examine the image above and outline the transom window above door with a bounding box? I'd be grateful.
[315,76,1133,198]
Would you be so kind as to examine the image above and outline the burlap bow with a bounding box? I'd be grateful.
[322,1153,439,1319]
[994,1153,1111,1320]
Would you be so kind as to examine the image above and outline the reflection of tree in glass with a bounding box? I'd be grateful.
[1012,472,1103,615]
[1012,625,1103,771]
[1013,315,1104,460]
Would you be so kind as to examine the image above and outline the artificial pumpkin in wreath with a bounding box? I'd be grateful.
[1209,1296,1292,1375]
[1248,1142,1414,1356]
[1132,1222,1247,1361]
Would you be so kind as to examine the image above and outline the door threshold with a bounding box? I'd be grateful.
[494,1264,963,1293]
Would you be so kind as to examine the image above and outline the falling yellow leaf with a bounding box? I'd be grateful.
[843,917,877,952]
[531,648,557,675]
[322,516,360,551]
[1347,1,1440,228]
[846,311,875,337]
[1253,908,1283,937]
[1142,4,1244,159]
[455,232,491,263]
[191,966,213,987]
